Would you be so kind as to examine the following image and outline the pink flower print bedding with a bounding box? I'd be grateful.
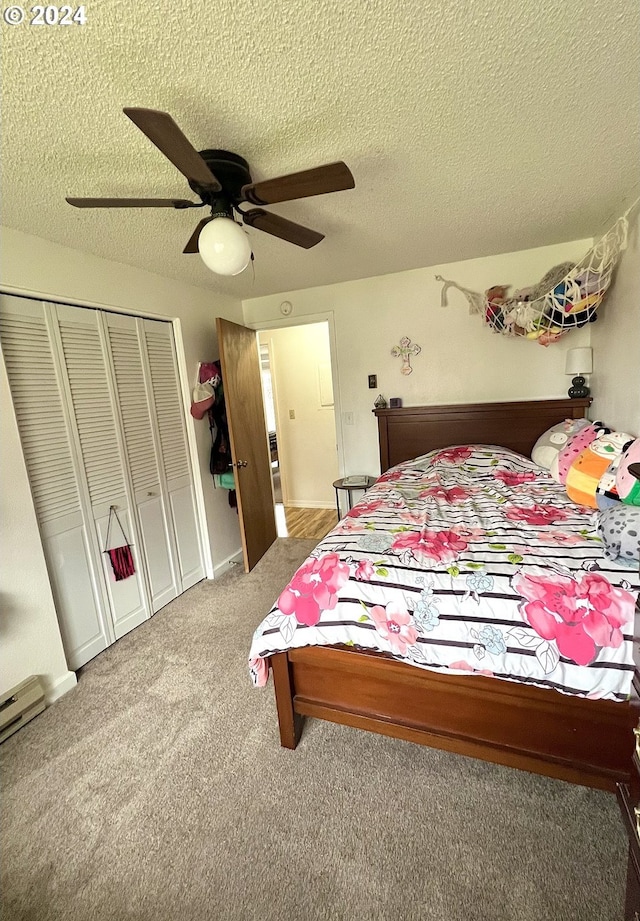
[249,446,639,700]
[277,552,351,627]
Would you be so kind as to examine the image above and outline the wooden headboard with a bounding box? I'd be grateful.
[373,398,592,472]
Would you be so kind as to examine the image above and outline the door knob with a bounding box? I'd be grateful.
[230,460,248,468]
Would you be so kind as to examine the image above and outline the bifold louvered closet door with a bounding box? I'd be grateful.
[0,295,204,670]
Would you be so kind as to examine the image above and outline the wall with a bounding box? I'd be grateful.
[259,324,338,507]
[244,238,593,477]
[0,226,244,700]
[590,208,640,434]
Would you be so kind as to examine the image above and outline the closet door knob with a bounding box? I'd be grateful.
[147,491,156,497]
[230,460,248,468]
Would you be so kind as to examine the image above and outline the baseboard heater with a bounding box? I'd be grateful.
[0,676,46,743]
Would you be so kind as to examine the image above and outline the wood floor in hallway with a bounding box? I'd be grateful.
[275,504,338,541]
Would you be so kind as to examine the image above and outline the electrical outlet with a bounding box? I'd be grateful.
[344,412,354,425]
[368,374,377,389]
[289,409,295,420]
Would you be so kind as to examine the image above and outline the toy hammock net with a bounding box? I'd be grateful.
[437,206,633,346]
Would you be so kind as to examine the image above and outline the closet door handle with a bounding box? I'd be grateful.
[147,490,156,497]
[230,460,248,468]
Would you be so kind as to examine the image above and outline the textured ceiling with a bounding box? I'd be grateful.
[2,0,639,299]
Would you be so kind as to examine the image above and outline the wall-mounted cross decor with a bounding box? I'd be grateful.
[391,336,421,375]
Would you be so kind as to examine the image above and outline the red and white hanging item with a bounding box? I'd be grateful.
[103,506,136,582]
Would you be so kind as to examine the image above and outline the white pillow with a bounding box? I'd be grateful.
[531,419,590,470]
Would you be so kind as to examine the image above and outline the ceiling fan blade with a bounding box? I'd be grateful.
[123,107,221,191]
[66,197,197,208]
[183,217,212,254]
[243,209,324,249]
[241,161,354,206]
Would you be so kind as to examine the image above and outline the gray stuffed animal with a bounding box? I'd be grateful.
[597,505,640,567]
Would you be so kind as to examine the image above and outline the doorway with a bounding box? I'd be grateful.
[258,322,339,540]
[259,340,282,506]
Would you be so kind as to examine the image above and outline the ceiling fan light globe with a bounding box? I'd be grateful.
[198,217,252,276]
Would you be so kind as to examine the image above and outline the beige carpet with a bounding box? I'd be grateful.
[0,538,627,921]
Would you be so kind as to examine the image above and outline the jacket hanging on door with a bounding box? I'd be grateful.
[206,367,237,510]
[103,506,136,581]
[208,382,232,475]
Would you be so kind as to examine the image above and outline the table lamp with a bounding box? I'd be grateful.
[565,347,593,399]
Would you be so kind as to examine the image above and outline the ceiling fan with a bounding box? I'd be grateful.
[66,108,355,275]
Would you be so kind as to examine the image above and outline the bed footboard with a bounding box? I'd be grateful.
[271,647,639,790]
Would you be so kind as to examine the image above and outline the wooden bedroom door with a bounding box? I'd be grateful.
[216,317,277,572]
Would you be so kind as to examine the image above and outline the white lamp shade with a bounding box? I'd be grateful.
[198,217,252,276]
[565,347,593,376]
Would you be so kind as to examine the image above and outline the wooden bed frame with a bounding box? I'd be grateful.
[270,398,639,790]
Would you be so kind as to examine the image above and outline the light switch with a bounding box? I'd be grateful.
[344,412,354,425]
[289,409,295,420]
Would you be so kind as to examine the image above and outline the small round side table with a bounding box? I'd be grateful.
[333,476,376,518]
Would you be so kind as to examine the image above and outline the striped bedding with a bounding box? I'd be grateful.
[249,446,639,701]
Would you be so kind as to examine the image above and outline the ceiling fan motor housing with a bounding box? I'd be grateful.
[190,150,252,210]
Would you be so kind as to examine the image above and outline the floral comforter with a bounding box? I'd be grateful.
[249,446,639,701]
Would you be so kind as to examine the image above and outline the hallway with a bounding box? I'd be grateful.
[275,504,337,541]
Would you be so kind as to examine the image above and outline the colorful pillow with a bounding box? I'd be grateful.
[597,505,640,567]
[531,418,590,470]
[616,438,640,506]
[596,453,624,510]
[551,421,609,484]
[566,450,608,508]
[566,432,632,508]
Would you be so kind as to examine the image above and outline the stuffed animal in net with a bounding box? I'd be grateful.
[484,263,575,339]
